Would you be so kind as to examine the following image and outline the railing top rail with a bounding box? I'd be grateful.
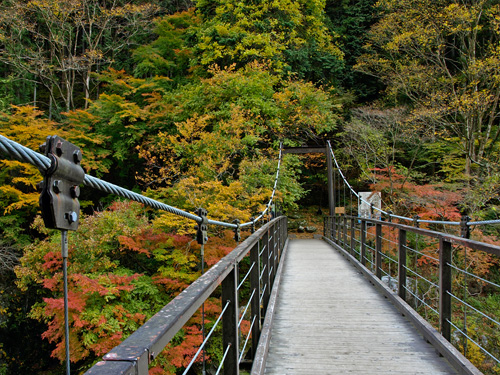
[332,214,500,256]
[86,216,285,374]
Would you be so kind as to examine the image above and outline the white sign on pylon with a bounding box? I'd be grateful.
[358,192,382,220]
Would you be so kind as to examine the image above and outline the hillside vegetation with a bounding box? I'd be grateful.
[0,0,499,374]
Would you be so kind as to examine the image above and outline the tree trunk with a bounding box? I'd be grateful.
[33,81,37,108]
[85,67,91,109]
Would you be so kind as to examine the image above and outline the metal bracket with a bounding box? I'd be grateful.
[386,210,393,222]
[39,135,85,231]
[195,208,208,245]
[233,219,241,242]
[413,215,420,228]
[460,215,471,239]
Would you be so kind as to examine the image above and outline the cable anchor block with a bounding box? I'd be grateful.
[461,215,471,239]
[195,207,209,245]
[39,135,85,231]
[233,219,241,242]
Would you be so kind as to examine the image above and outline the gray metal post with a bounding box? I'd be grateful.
[270,224,276,284]
[375,223,382,279]
[326,143,335,217]
[439,238,452,341]
[398,229,407,300]
[261,230,270,312]
[250,242,261,357]
[350,217,355,256]
[361,220,367,267]
[343,215,348,249]
[460,215,470,239]
[61,230,70,375]
[222,265,240,375]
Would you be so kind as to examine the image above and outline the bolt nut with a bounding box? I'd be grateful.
[70,185,80,199]
[53,180,61,194]
[73,149,82,164]
[66,211,78,224]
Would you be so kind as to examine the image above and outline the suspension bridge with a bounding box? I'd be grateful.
[1,134,499,375]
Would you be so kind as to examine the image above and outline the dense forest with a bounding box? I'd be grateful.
[0,0,499,374]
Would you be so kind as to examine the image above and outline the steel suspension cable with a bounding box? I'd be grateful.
[0,134,284,229]
[327,140,387,216]
[325,141,481,227]
[243,142,283,227]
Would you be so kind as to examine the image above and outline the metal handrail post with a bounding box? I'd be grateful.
[261,230,271,313]
[343,215,348,250]
[398,228,407,301]
[361,219,367,267]
[439,238,452,342]
[222,264,240,375]
[250,242,261,357]
[350,217,355,257]
[270,223,276,284]
[375,223,382,279]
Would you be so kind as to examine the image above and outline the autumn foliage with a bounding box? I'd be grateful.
[14,202,243,371]
[2,0,500,373]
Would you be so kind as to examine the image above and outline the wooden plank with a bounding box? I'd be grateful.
[324,237,480,375]
[263,239,459,375]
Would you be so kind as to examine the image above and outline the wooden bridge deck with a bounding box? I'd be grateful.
[264,239,458,374]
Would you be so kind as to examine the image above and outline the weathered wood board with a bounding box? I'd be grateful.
[264,239,458,375]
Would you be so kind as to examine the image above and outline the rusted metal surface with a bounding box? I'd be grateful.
[39,135,84,231]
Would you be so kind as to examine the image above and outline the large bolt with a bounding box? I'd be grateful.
[66,211,78,224]
[70,185,80,199]
[53,180,61,194]
[73,149,82,164]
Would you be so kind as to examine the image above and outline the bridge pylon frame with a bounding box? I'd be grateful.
[282,145,335,216]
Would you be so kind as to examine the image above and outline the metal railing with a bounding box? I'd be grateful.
[85,216,288,375]
[325,214,500,374]
[0,133,285,375]
[327,140,500,229]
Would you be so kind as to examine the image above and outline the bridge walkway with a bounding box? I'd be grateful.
[264,239,458,374]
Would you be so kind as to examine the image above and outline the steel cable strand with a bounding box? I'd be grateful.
[326,141,463,226]
[0,133,236,226]
[0,134,51,172]
[467,219,500,226]
[244,143,283,227]
[83,175,203,223]
[327,141,389,216]
[0,133,285,229]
